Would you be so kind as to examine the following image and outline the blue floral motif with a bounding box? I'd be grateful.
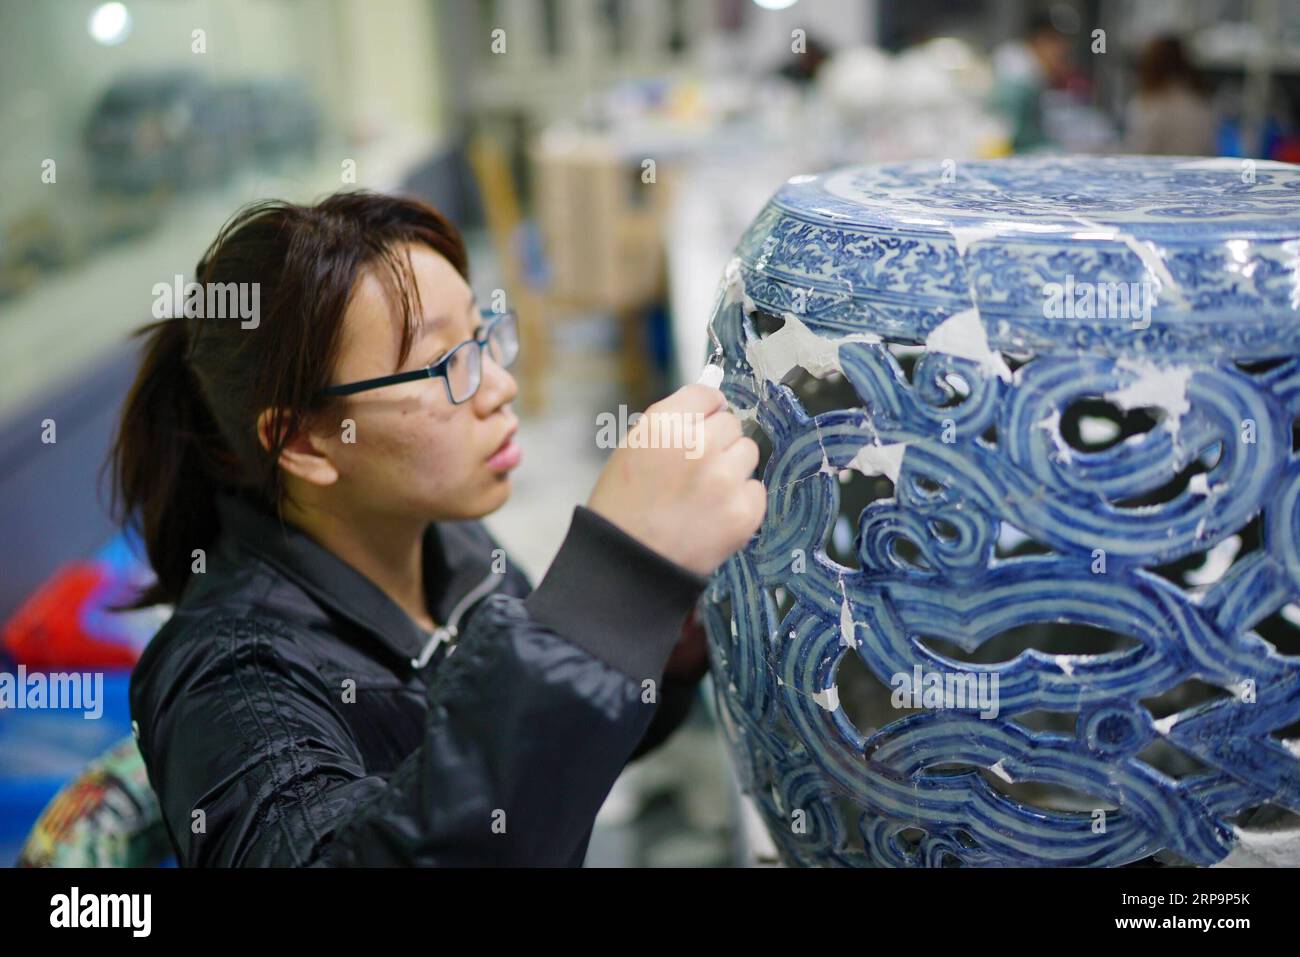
[704,156,1300,867]
[733,157,1300,359]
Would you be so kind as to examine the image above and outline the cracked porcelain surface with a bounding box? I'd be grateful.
[701,155,1300,867]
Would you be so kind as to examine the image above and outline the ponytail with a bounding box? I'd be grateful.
[107,318,232,608]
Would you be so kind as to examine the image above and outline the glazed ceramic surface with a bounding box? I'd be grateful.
[701,156,1300,866]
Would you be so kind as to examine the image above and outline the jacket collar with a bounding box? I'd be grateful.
[212,490,496,668]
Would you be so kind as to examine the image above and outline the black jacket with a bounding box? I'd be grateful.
[129,489,710,866]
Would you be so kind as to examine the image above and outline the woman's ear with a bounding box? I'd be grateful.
[256,407,340,487]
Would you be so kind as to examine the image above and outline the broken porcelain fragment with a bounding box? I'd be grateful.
[702,156,1300,868]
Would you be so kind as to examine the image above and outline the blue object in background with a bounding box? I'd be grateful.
[1215,115,1285,159]
[647,303,672,384]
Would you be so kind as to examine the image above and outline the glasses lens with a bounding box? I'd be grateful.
[487,312,519,368]
[444,340,482,403]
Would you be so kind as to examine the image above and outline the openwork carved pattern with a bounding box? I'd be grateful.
[702,158,1300,867]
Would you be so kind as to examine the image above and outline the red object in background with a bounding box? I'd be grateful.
[665,606,711,684]
[1272,138,1300,165]
[1,562,140,670]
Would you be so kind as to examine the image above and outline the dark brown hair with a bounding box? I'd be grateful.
[106,190,468,608]
[1137,35,1206,95]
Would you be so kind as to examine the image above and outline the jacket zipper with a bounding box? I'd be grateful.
[411,570,501,669]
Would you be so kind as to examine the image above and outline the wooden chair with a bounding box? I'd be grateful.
[467,132,551,414]
[468,130,670,414]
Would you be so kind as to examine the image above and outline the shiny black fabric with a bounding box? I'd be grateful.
[130,490,709,866]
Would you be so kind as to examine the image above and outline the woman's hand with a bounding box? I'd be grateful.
[586,384,766,577]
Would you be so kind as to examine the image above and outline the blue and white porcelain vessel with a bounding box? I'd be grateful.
[700,156,1300,867]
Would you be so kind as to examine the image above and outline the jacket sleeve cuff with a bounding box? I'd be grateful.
[523,505,709,682]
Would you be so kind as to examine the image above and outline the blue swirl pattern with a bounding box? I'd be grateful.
[735,157,1300,358]
[703,157,1300,867]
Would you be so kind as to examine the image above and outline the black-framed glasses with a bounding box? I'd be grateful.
[319,308,519,404]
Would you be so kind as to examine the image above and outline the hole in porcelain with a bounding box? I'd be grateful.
[952,828,979,849]
[1292,420,1300,454]
[913,367,972,409]
[827,470,894,572]
[1135,739,1213,779]
[746,668,805,752]
[897,826,926,850]
[770,709,804,751]
[745,308,853,393]
[831,797,874,858]
[1003,352,1034,373]
[835,648,909,739]
[922,762,974,776]
[891,537,932,571]
[979,424,997,446]
[1010,709,1077,734]
[1060,397,1162,453]
[749,308,785,339]
[745,418,775,485]
[918,622,1139,666]
[885,341,923,385]
[914,475,943,494]
[973,767,1117,814]
[842,665,1129,817]
[724,321,1300,861]
[768,585,795,625]
[1253,602,1300,657]
[928,518,959,541]
[1140,679,1234,720]
[1233,804,1300,831]
[707,594,733,666]
[1111,448,1218,509]
[1234,357,1292,375]
[938,375,969,408]
[1270,715,1300,745]
[831,796,862,830]
[920,758,1121,815]
[783,367,862,418]
[825,513,860,570]
[874,825,975,867]
[1150,514,1258,593]
[1199,441,1225,470]
[719,614,802,757]
[994,521,1053,558]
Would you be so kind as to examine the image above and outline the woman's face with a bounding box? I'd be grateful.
[315,241,520,523]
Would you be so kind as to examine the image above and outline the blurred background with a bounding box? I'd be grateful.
[1,0,1298,867]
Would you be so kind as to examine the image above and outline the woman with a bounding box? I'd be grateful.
[1124,35,1214,156]
[112,191,764,866]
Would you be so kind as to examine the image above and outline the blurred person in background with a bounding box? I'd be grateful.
[990,15,1073,153]
[1124,35,1214,156]
[776,34,832,87]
